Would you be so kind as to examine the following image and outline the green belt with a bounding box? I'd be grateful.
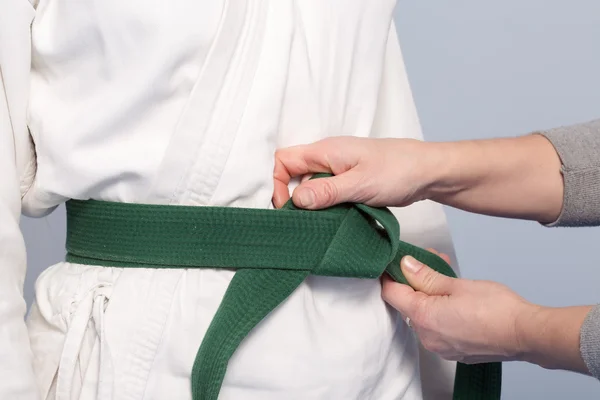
[64,175,501,400]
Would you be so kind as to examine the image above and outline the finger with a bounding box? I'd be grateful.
[273,177,292,208]
[273,172,315,208]
[400,256,455,296]
[273,143,336,183]
[381,274,427,317]
[273,144,337,209]
[272,149,308,208]
[272,174,313,208]
[291,170,367,209]
[439,253,451,265]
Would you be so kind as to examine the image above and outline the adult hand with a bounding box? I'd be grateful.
[273,136,442,209]
[386,249,536,365]
[272,134,563,224]
[386,250,591,374]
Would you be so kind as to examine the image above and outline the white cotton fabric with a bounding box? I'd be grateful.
[0,0,459,399]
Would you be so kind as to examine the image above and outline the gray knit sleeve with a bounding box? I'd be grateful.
[537,118,600,227]
[580,305,600,379]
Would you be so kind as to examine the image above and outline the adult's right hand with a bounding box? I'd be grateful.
[273,134,563,224]
[272,136,444,210]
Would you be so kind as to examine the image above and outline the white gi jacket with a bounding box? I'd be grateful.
[1,0,460,399]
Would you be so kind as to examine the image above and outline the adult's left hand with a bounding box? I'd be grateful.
[386,250,538,364]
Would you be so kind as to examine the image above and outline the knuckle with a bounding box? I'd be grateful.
[421,271,439,292]
[320,180,339,205]
[354,178,378,204]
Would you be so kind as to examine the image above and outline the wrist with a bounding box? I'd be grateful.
[516,304,591,374]
[421,140,488,202]
[514,302,547,364]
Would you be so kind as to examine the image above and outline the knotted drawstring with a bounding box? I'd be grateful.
[56,285,112,400]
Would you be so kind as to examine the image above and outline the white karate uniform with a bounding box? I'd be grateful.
[1,1,460,399]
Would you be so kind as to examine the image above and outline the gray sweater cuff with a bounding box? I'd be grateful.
[581,304,600,379]
[537,119,600,227]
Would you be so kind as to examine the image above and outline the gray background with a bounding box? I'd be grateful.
[19,1,600,399]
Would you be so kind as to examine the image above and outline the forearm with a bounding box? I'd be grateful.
[424,134,564,223]
[516,304,592,375]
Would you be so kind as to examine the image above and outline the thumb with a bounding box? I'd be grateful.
[292,171,363,209]
[400,256,455,296]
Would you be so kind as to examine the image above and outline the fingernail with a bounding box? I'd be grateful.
[402,256,423,274]
[297,189,315,208]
